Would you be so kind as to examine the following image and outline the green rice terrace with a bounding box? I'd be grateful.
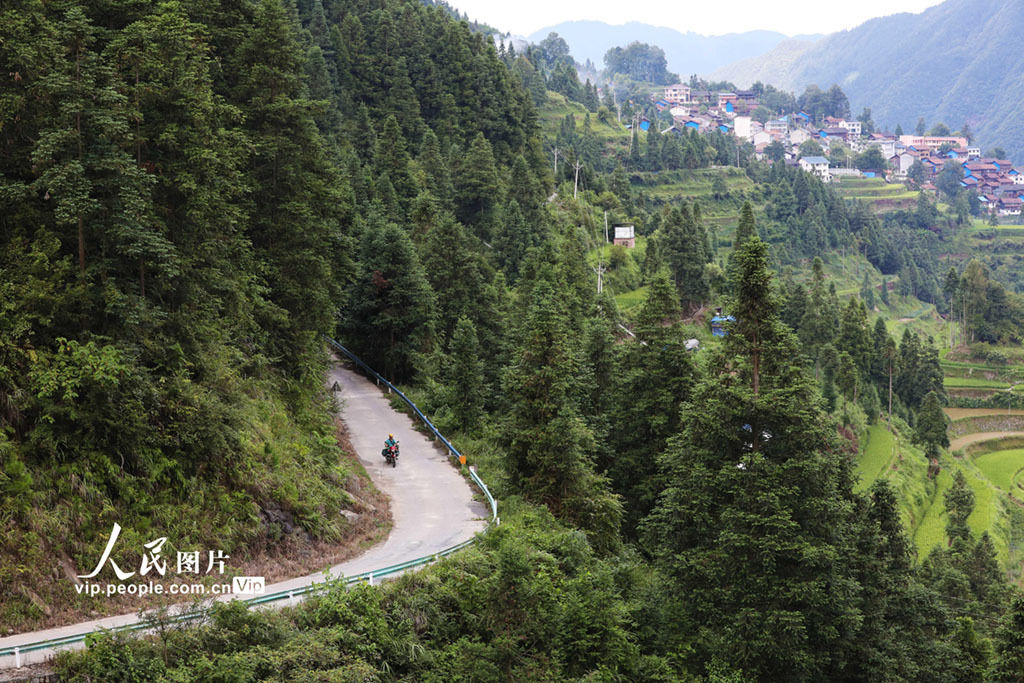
[855,345,1024,583]
[832,176,919,212]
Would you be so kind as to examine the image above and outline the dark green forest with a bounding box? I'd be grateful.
[2,0,1024,680]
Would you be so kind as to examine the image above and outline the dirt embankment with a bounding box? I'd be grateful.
[949,431,1024,453]
[3,418,389,637]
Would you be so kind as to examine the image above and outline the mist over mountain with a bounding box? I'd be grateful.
[714,0,1024,161]
[528,21,812,77]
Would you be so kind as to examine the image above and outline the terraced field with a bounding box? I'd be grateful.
[854,366,1024,573]
[833,177,919,212]
[973,449,1024,494]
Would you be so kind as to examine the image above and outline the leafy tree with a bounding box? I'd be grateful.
[907,159,926,186]
[855,146,889,171]
[765,140,786,162]
[799,139,824,157]
[538,32,572,70]
[603,42,675,84]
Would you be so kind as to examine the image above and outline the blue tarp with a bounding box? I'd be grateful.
[711,315,735,337]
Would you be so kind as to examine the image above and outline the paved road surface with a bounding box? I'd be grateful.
[0,361,487,669]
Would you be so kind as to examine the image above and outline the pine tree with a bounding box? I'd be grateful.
[727,201,757,285]
[375,114,416,205]
[662,205,708,311]
[628,127,640,167]
[501,276,621,551]
[233,0,347,376]
[916,390,950,458]
[443,316,485,432]
[608,272,694,531]
[418,128,454,207]
[945,469,975,545]
[343,211,436,382]
[31,6,156,284]
[989,593,1024,681]
[419,212,496,344]
[643,237,865,678]
[454,132,500,238]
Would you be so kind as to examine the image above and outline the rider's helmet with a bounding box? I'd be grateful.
[388,433,394,438]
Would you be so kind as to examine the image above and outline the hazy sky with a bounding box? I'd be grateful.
[453,0,944,37]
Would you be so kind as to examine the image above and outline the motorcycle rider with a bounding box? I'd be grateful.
[384,433,397,452]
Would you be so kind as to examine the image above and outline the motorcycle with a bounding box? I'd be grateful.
[382,441,399,467]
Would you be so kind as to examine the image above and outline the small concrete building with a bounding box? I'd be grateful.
[613,225,635,248]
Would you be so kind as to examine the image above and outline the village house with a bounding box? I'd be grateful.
[735,90,758,105]
[819,126,849,141]
[889,151,917,177]
[996,196,1022,216]
[613,225,636,248]
[789,128,812,146]
[838,119,862,137]
[717,92,738,109]
[689,90,713,105]
[866,137,897,158]
[663,83,691,105]
[898,135,969,151]
[765,118,789,134]
[734,116,752,139]
[799,156,832,182]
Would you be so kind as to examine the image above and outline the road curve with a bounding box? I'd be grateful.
[0,360,488,670]
[949,431,1024,452]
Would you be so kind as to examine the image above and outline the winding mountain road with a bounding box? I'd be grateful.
[0,360,488,670]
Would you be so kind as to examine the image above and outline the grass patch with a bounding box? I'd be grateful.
[855,424,897,492]
[912,458,1008,563]
[943,377,1012,390]
[913,465,953,560]
[973,449,1024,493]
[615,286,648,312]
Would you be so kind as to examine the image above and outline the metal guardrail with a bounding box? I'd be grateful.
[0,338,498,666]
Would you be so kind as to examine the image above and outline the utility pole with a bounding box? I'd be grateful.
[603,210,609,244]
[552,146,559,178]
[593,247,605,294]
[573,159,582,199]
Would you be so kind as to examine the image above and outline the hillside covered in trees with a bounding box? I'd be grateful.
[3,0,1024,680]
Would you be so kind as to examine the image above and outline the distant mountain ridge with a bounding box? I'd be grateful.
[713,0,1024,162]
[527,21,815,78]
